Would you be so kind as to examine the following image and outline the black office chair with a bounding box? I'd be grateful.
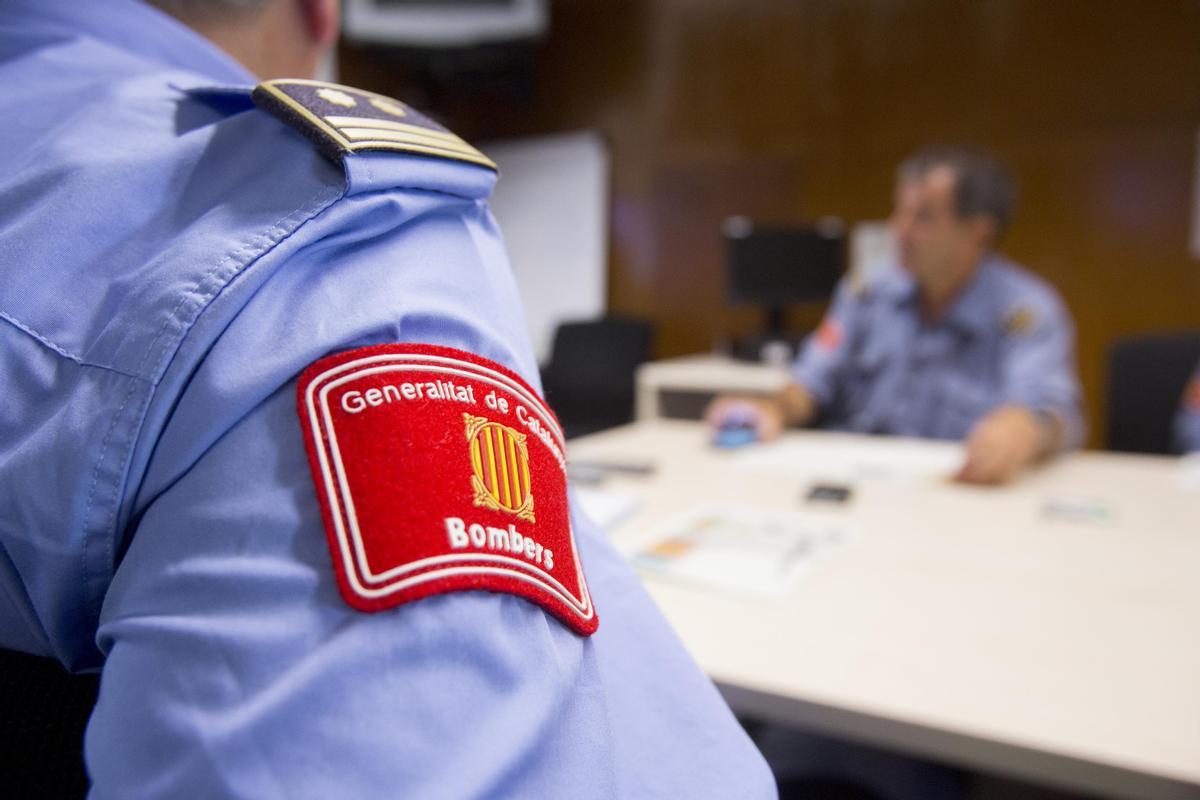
[1107,330,1200,454]
[0,648,99,797]
[540,316,655,439]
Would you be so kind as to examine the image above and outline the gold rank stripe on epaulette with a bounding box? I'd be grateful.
[251,79,496,171]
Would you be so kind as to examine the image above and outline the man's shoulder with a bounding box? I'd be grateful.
[56,73,499,207]
[987,257,1063,306]
[985,257,1072,334]
[850,264,913,307]
[1,73,499,379]
[176,78,500,200]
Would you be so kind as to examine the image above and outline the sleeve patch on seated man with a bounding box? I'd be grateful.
[815,318,844,351]
[296,343,597,636]
[1186,377,1200,411]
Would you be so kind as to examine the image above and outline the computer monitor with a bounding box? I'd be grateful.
[724,217,846,336]
[343,0,549,47]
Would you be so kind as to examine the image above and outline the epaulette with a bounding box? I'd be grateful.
[251,79,495,171]
[1003,306,1037,336]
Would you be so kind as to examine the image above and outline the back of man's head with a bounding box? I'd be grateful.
[897,146,1018,242]
[144,0,340,81]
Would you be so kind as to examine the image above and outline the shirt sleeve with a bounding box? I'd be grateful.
[790,278,861,410]
[1175,365,1200,454]
[996,292,1086,450]
[84,190,774,798]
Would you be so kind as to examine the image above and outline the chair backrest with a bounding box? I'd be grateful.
[1107,331,1200,454]
[0,648,98,797]
[540,316,655,437]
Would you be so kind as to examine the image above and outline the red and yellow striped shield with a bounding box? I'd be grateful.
[464,413,535,522]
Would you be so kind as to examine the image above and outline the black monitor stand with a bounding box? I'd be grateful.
[729,305,811,363]
[765,304,787,339]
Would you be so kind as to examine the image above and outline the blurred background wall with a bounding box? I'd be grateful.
[340,0,1200,447]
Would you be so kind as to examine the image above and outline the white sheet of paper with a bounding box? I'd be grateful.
[732,436,963,483]
[1041,495,1116,526]
[1173,452,1200,493]
[573,487,642,532]
[633,505,853,598]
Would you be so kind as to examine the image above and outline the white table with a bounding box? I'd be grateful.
[569,420,1200,799]
[634,353,790,420]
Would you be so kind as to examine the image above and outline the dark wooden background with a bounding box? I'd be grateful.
[340,0,1200,447]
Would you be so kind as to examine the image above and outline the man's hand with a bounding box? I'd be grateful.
[957,405,1057,485]
[704,384,818,443]
[704,395,787,443]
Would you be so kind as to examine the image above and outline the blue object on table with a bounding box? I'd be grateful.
[714,425,758,449]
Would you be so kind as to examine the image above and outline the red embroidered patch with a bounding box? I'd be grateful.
[296,344,597,636]
[815,318,843,351]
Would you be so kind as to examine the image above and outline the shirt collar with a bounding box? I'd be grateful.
[876,264,920,305]
[5,0,256,85]
[880,255,998,338]
[939,255,999,338]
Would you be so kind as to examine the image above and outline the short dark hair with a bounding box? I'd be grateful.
[897,146,1018,240]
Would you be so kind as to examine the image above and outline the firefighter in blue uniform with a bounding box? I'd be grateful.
[0,0,776,796]
[710,147,1085,485]
[711,149,1082,797]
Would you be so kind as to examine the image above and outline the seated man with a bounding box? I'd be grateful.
[709,146,1085,484]
[1177,361,1200,453]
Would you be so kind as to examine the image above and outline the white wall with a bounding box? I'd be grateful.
[850,220,896,285]
[482,131,610,363]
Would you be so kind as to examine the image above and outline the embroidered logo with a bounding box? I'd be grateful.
[466,414,535,523]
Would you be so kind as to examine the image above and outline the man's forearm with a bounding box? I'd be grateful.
[777,383,819,428]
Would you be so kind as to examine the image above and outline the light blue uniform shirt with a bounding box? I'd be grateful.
[792,258,1085,447]
[1177,362,1200,454]
[0,1,776,796]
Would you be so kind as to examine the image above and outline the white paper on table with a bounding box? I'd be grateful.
[1040,495,1116,526]
[1173,453,1200,493]
[573,487,642,532]
[731,436,963,483]
[632,505,853,598]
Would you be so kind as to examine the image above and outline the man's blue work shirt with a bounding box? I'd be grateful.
[1176,362,1200,454]
[0,1,776,796]
[792,258,1085,447]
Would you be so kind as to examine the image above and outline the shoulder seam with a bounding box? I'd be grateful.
[136,185,344,384]
[79,185,344,647]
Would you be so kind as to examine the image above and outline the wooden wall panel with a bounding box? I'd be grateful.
[340,0,1200,446]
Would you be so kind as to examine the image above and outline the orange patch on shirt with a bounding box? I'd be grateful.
[1186,377,1200,411]
[815,319,843,352]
